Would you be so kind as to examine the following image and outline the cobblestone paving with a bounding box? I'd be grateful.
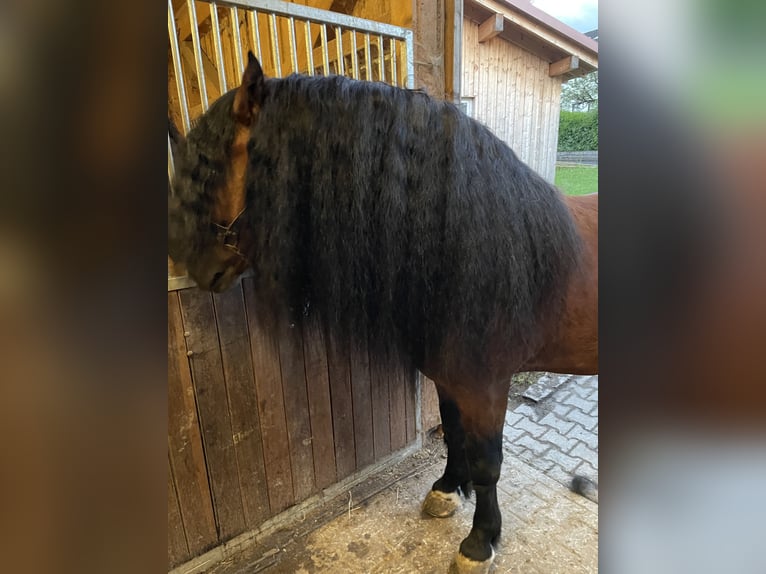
[505,375,599,488]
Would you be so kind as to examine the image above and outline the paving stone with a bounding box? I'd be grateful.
[503,425,528,443]
[513,416,547,438]
[542,448,581,473]
[522,374,571,402]
[545,464,573,486]
[565,408,598,431]
[575,460,598,480]
[566,424,598,451]
[560,392,593,413]
[525,456,555,474]
[513,402,540,420]
[505,410,524,426]
[538,412,576,435]
[540,428,578,453]
[571,382,594,400]
[516,434,550,456]
[569,442,598,468]
[552,402,573,418]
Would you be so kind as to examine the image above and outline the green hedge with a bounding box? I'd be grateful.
[558,110,598,151]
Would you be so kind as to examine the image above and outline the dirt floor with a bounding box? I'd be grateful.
[187,375,598,574]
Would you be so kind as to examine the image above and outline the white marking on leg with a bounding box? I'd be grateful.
[450,548,496,574]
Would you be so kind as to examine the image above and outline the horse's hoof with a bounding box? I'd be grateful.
[448,549,495,574]
[423,489,462,518]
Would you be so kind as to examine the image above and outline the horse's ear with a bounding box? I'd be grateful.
[233,52,266,126]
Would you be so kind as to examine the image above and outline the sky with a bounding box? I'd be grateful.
[530,0,598,33]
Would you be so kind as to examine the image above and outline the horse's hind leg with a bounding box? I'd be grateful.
[423,385,472,518]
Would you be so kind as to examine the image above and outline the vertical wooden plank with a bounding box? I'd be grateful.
[350,337,374,469]
[535,59,546,173]
[212,285,270,529]
[388,360,407,452]
[404,365,418,444]
[523,50,535,164]
[242,277,295,513]
[179,288,247,541]
[326,333,356,479]
[277,318,316,502]
[168,453,190,568]
[420,374,440,435]
[167,292,217,556]
[369,353,391,461]
[464,19,476,98]
[302,316,337,490]
[495,38,507,142]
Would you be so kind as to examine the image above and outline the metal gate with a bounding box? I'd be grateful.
[168,0,414,164]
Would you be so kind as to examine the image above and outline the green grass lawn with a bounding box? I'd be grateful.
[555,166,598,196]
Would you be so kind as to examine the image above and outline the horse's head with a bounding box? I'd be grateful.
[168,53,266,292]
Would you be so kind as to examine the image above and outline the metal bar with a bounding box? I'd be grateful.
[350,30,359,79]
[209,3,228,92]
[230,6,244,75]
[186,0,209,110]
[304,20,314,75]
[168,133,175,183]
[335,26,344,76]
[404,29,415,89]
[377,34,385,83]
[220,0,411,39]
[247,9,262,61]
[269,13,282,76]
[363,33,372,81]
[168,275,197,291]
[169,268,255,292]
[390,37,397,87]
[320,24,329,76]
[288,17,298,73]
[168,0,190,132]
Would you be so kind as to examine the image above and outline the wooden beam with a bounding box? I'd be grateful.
[478,13,503,43]
[445,0,463,101]
[469,0,598,69]
[413,0,446,96]
[549,55,579,77]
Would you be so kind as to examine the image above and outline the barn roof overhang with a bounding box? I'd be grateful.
[464,0,599,80]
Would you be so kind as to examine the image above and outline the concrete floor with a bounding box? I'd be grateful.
[206,375,598,574]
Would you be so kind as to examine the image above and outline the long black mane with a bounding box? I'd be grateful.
[176,75,581,376]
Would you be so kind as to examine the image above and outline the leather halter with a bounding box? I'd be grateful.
[212,207,248,263]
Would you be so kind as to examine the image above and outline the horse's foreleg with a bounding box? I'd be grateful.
[423,387,472,518]
[450,382,509,574]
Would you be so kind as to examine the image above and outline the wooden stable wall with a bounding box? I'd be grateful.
[168,277,418,569]
[461,18,562,183]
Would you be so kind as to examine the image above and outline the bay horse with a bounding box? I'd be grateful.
[169,53,597,573]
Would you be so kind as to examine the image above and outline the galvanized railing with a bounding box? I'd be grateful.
[168,0,415,286]
[168,0,414,135]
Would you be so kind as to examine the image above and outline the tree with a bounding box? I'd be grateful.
[561,71,598,112]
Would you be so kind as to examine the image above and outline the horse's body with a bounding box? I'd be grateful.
[521,193,598,375]
[169,53,597,574]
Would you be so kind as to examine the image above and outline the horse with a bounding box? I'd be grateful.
[169,52,597,574]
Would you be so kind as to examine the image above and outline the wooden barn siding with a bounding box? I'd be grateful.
[168,283,417,569]
[462,18,562,183]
